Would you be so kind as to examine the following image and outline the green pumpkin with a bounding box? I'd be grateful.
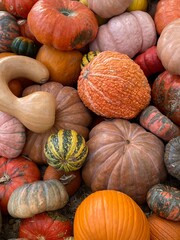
[11,36,39,58]
[44,129,88,172]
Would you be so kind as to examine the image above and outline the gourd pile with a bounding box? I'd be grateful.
[0,0,179,239]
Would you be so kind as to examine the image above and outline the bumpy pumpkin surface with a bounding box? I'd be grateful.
[74,190,150,240]
[78,51,151,119]
[82,119,167,204]
[22,82,92,164]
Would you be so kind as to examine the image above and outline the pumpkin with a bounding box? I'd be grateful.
[27,0,98,51]
[80,50,100,69]
[87,0,132,18]
[0,156,41,214]
[3,0,38,18]
[148,213,180,240]
[127,0,148,11]
[164,136,180,181]
[22,81,92,165]
[146,184,180,221]
[7,179,69,218]
[11,36,39,58]
[157,19,180,75]
[139,105,180,142]
[78,51,151,119]
[17,19,38,43]
[44,129,88,172]
[151,71,180,126]
[43,166,82,196]
[82,119,167,205]
[0,11,20,52]
[0,55,56,133]
[134,46,165,77]
[89,11,157,58]
[19,211,73,240]
[154,0,180,35]
[0,111,26,158]
[74,190,150,240]
[0,0,6,10]
[36,45,82,86]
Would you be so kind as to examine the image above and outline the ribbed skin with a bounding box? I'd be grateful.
[74,190,150,240]
[81,51,100,69]
[44,129,88,172]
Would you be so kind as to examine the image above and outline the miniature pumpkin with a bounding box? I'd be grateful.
[90,11,157,58]
[82,119,167,205]
[0,156,41,214]
[27,0,98,51]
[0,11,20,52]
[139,105,180,142]
[11,36,39,58]
[44,129,88,172]
[151,71,180,126]
[22,81,92,165]
[157,19,180,75]
[134,46,165,77]
[78,51,151,119]
[36,45,82,86]
[127,0,148,11]
[0,55,56,133]
[80,50,100,69]
[74,190,150,240]
[154,0,180,35]
[146,184,180,221]
[19,211,73,240]
[164,136,180,180]
[43,166,82,196]
[148,213,180,240]
[7,179,69,218]
[87,0,132,18]
[0,111,26,158]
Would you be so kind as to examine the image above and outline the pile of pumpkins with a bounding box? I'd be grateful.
[0,0,179,239]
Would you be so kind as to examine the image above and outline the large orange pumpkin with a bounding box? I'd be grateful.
[74,190,150,240]
[77,51,151,119]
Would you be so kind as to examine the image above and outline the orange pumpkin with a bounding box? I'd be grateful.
[77,51,151,119]
[36,45,82,86]
[148,214,180,240]
[74,190,150,240]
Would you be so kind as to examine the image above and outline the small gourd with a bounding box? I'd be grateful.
[127,0,148,11]
[80,50,100,69]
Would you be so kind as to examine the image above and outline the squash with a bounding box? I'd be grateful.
[127,0,148,12]
[44,129,88,172]
[0,156,41,214]
[139,105,180,142]
[80,50,100,69]
[87,0,132,18]
[7,179,69,218]
[43,166,82,196]
[0,55,56,133]
[90,11,157,58]
[74,190,150,240]
[27,0,98,51]
[19,211,73,240]
[82,119,167,205]
[11,36,39,58]
[134,46,165,77]
[0,111,26,158]
[151,71,180,126]
[36,45,82,86]
[0,11,20,52]
[148,213,180,240]
[154,0,180,35]
[3,0,38,18]
[22,81,92,165]
[17,19,38,43]
[78,51,151,120]
[164,136,180,181]
[146,184,180,221]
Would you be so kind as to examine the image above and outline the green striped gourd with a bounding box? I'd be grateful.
[44,129,88,172]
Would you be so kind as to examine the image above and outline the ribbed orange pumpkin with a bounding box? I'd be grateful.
[77,51,151,119]
[74,190,150,240]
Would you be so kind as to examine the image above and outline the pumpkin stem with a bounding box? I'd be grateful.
[60,174,76,185]
[0,173,11,183]
[60,8,75,17]
[37,236,45,240]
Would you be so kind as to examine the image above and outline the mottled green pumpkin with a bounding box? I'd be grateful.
[44,129,88,172]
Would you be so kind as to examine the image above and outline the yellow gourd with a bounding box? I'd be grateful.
[127,0,148,11]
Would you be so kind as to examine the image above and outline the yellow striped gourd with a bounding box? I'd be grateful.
[44,129,88,172]
[81,51,100,69]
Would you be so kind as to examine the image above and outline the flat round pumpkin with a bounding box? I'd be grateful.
[82,119,167,205]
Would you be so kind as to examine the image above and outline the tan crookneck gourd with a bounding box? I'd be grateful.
[0,55,56,133]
